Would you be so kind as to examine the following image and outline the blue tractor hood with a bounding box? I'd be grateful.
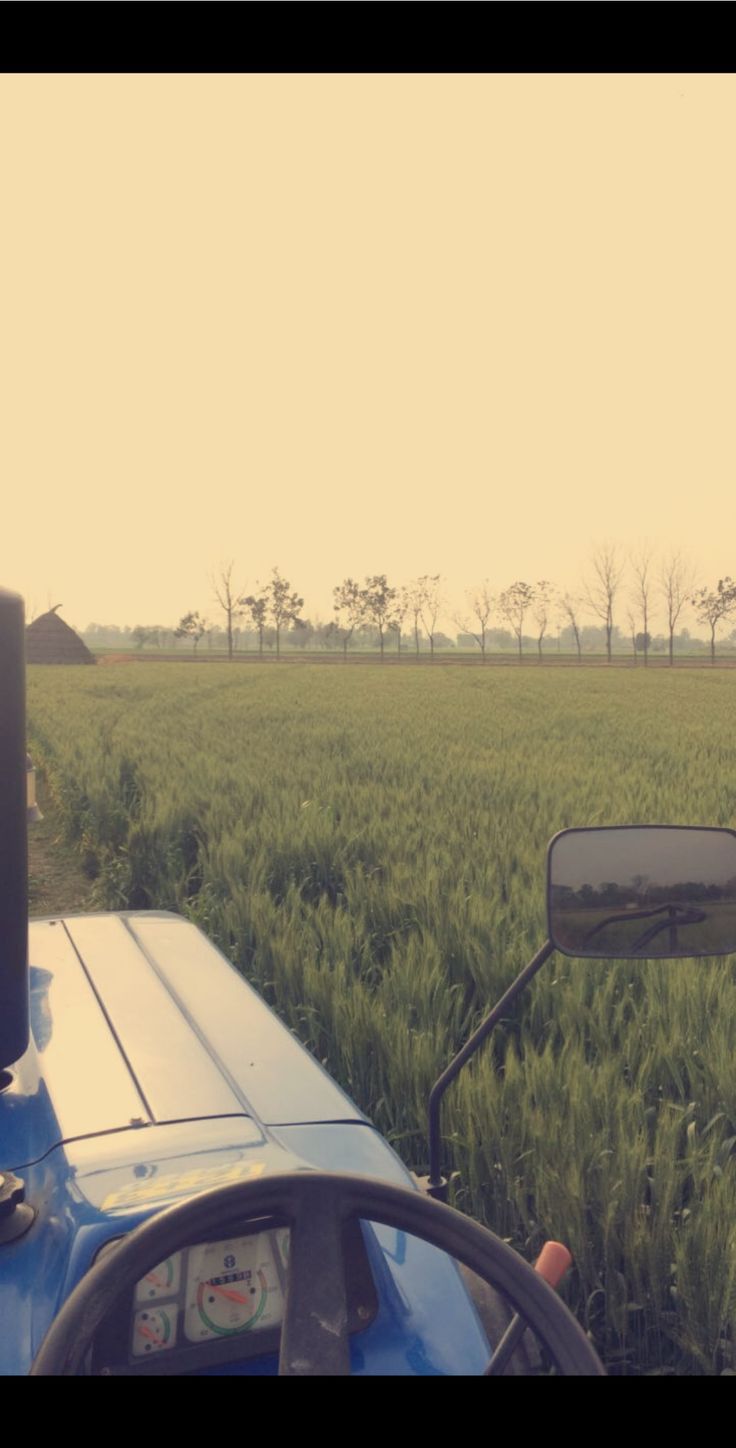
[2,913,494,1378]
[3,911,368,1175]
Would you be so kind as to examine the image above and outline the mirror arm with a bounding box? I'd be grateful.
[579,902,710,952]
[425,940,555,1200]
[631,905,707,953]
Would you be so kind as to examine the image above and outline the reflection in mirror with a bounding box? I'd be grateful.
[548,827,736,959]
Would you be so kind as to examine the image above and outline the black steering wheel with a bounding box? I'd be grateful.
[30,1171,605,1376]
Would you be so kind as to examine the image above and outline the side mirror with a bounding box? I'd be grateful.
[547,826,736,959]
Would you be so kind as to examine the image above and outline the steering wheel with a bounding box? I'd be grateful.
[30,1171,605,1376]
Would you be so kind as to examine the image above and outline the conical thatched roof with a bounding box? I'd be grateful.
[26,607,95,665]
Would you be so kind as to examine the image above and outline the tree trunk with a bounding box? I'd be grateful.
[379,628,384,661]
[669,630,674,667]
[711,626,716,664]
[227,616,233,660]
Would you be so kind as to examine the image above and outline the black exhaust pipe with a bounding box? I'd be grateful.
[0,588,29,1072]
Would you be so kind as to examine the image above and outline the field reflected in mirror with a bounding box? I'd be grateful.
[548,827,736,958]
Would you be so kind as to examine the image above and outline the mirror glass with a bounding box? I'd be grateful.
[548,827,736,958]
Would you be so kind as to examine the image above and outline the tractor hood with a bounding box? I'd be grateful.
[2,911,367,1173]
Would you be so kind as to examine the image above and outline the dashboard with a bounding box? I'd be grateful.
[91,1221,378,1375]
[133,1229,287,1358]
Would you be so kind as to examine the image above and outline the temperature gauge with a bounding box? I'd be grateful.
[132,1305,178,1357]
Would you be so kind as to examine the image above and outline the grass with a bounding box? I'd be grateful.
[26,662,736,1373]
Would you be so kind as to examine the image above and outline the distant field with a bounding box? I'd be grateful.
[86,645,736,668]
[26,664,736,1373]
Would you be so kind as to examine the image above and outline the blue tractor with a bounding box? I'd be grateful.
[3,586,734,1375]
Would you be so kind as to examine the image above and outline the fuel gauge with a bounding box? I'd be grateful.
[135,1255,181,1303]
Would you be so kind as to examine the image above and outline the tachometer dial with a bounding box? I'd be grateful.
[184,1234,284,1342]
[132,1305,178,1357]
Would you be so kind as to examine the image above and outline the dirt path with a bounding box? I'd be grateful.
[27,773,93,917]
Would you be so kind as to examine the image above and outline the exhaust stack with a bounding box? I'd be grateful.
[0,589,29,1072]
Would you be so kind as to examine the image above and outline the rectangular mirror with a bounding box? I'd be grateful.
[547,826,736,959]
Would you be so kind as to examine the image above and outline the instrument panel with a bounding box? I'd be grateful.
[131,1229,289,1359]
[92,1220,377,1375]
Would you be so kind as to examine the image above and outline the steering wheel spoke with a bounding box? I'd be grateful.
[279,1175,350,1376]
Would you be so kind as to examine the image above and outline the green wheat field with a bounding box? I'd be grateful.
[26,663,736,1374]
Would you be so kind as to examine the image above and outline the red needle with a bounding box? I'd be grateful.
[138,1323,164,1346]
[210,1284,249,1305]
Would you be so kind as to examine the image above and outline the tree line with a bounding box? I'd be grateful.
[84,550,736,664]
[175,567,453,662]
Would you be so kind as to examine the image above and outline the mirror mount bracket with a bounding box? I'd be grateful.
[425,940,555,1199]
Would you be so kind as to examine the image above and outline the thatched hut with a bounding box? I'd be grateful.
[26,607,95,665]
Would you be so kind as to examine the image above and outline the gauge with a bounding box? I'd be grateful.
[184,1234,284,1342]
[131,1305,179,1357]
[135,1255,181,1303]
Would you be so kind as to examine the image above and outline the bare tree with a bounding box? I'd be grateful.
[333,578,366,662]
[266,568,303,659]
[691,577,736,664]
[559,593,584,662]
[532,581,554,663]
[212,561,246,661]
[417,575,443,660]
[660,552,694,667]
[626,607,638,664]
[455,581,493,661]
[585,545,624,664]
[404,582,424,657]
[630,549,654,668]
[362,575,397,662]
[499,581,535,662]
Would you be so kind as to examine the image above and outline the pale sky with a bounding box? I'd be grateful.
[2,74,735,632]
